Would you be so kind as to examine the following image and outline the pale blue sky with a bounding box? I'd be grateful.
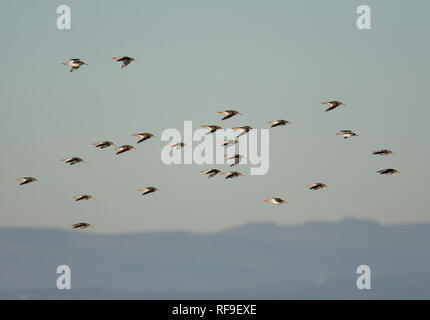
[0,0,429,233]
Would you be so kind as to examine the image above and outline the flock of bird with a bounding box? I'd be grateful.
[16,57,399,229]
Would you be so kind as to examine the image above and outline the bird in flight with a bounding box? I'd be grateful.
[336,130,358,139]
[61,157,85,165]
[16,177,38,185]
[225,154,245,167]
[263,197,287,205]
[112,56,135,68]
[372,149,393,156]
[219,140,238,148]
[92,141,115,149]
[72,223,91,229]
[307,183,327,190]
[132,133,155,144]
[137,187,159,196]
[72,195,94,201]
[115,145,135,155]
[166,142,186,149]
[61,59,88,72]
[377,169,399,175]
[200,169,221,178]
[220,171,243,179]
[267,120,291,128]
[232,126,253,137]
[217,110,240,120]
[201,125,222,135]
[321,100,345,112]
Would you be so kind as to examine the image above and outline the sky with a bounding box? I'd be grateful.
[0,0,429,233]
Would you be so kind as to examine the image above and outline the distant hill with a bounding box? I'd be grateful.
[1,218,430,299]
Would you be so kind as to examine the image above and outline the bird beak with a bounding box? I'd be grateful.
[61,62,68,65]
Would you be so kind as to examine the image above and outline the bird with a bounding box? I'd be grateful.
[267,120,291,128]
[72,195,94,201]
[92,141,115,149]
[321,100,345,112]
[220,171,243,179]
[114,145,135,155]
[201,125,222,135]
[61,59,87,72]
[72,223,91,229]
[377,169,399,175]
[166,142,186,149]
[219,140,238,148]
[61,157,85,165]
[263,197,286,205]
[232,126,253,137]
[112,56,135,68]
[224,154,245,167]
[16,177,38,185]
[200,169,221,178]
[137,187,159,196]
[217,110,240,120]
[372,149,393,156]
[307,183,327,190]
[336,130,358,139]
[132,133,155,143]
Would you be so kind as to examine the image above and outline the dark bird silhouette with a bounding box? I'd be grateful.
[267,120,291,128]
[200,169,221,178]
[72,223,91,229]
[16,177,38,185]
[217,110,240,120]
[115,145,135,155]
[112,56,135,68]
[377,169,399,175]
[220,171,243,179]
[137,187,159,196]
[61,157,85,165]
[372,149,393,156]
[92,141,115,149]
[132,133,155,143]
[61,59,87,72]
[321,100,345,112]
[72,195,94,201]
[307,183,327,190]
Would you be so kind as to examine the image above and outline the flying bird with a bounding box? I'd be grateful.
[224,154,245,167]
[112,56,135,68]
[72,195,94,201]
[377,169,399,175]
[166,142,186,149]
[220,171,243,179]
[61,157,85,165]
[61,59,87,72]
[16,177,38,185]
[321,100,345,112]
[72,223,91,229]
[92,141,115,149]
[200,169,221,178]
[115,145,135,155]
[267,120,291,128]
[263,197,287,205]
[307,183,327,190]
[372,149,393,156]
[232,126,253,137]
[137,187,159,196]
[219,140,238,148]
[336,130,358,139]
[201,125,222,135]
[217,110,240,120]
[132,133,155,143]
